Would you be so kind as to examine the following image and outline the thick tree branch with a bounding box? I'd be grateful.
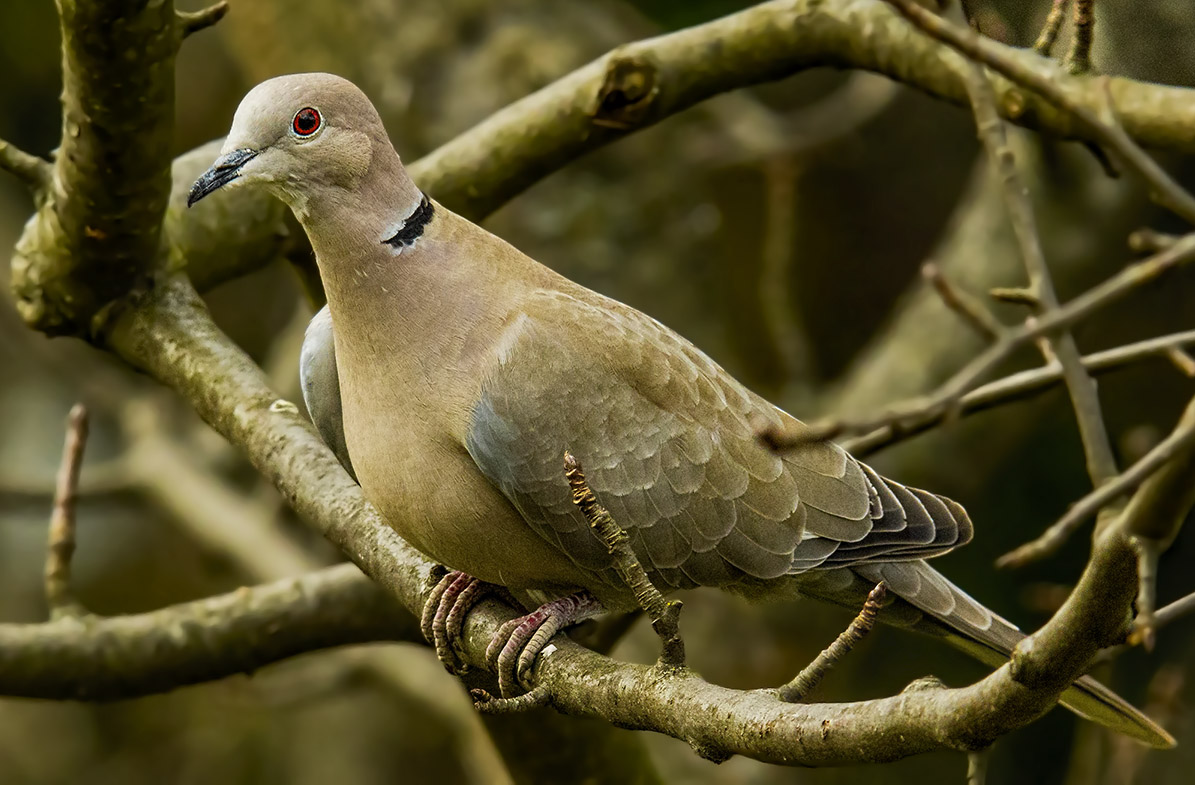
[0,564,417,700]
[12,0,182,335]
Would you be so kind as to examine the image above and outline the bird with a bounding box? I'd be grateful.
[188,72,1172,748]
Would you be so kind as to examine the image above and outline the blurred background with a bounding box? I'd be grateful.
[2,0,1194,783]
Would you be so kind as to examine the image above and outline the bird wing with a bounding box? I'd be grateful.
[465,289,970,591]
[299,305,356,480]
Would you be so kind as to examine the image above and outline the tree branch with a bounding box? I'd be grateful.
[0,564,417,700]
[175,1,228,41]
[11,0,182,335]
[44,404,89,619]
[957,39,1118,486]
[998,400,1195,568]
[0,136,50,193]
[844,329,1195,456]
[767,234,1195,450]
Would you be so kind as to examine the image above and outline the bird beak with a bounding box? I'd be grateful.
[187,148,259,207]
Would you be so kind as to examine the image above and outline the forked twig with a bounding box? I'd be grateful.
[999,413,1195,568]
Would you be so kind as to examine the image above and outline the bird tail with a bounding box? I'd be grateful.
[856,560,1175,749]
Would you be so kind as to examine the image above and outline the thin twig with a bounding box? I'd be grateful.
[989,286,1040,307]
[563,451,685,668]
[967,748,991,785]
[779,582,885,702]
[44,404,89,619]
[998,410,1195,568]
[959,48,1118,487]
[1065,0,1095,75]
[844,329,1195,455]
[1034,0,1070,56]
[0,137,50,193]
[1129,228,1180,254]
[922,262,1004,341]
[1094,584,1195,666]
[763,233,1195,451]
[1167,347,1195,378]
[1127,536,1164,651]
[880,0,1195,225]
[175,1,229,41]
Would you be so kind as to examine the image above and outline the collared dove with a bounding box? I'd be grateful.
[189,73,1171,748]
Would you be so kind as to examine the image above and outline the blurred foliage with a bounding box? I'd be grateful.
[2,1,1195,784]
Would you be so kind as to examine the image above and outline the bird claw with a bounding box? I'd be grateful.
[484,592,604,698]
[420,570,492,674]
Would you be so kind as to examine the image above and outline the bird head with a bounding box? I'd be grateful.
[188,73,382,212]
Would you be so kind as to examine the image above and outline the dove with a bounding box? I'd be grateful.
[188,72,1172,748]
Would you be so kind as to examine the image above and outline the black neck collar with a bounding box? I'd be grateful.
[382,192,434,248]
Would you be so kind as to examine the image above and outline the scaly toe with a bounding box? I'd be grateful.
[420,570,455,645]
[432,572,476,671]
[497,614,549,697]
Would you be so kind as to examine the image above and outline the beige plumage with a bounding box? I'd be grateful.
[189,72,1172,748]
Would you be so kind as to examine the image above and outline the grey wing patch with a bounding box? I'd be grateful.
[463,291,977,594]
[300,305,356,481]
[465,293,842,590]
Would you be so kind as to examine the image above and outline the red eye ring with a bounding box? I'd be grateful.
[292,107,321,137]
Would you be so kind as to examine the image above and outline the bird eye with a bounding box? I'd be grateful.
[292,107,321,137]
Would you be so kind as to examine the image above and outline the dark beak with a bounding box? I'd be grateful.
[187,148,259,207]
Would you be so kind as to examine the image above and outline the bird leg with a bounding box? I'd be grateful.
[485,591,605,698]
[420,569,512,674]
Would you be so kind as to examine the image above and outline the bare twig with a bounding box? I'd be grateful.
[844,329,1195,455]
[880,0,1195,225]
[967,748,991,785]
[959,49,1118,487]
[0,137,51,193]
[1129,228,1180,254]
[998,405,1195,568]
[1167,347,1195,378]
[564,451,684,668]
[1155,590,1195,629]
[922,262,1004,341]
[44,404,89,619]
[175,1,228,40]
[1066,0,1095,75]
[765,233,1195,451]
[1093,588,1195,666]
[989,286,1041,307]
[778,582,885,702]
[1127,536,1164,651]
[1034,0,1070,56]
